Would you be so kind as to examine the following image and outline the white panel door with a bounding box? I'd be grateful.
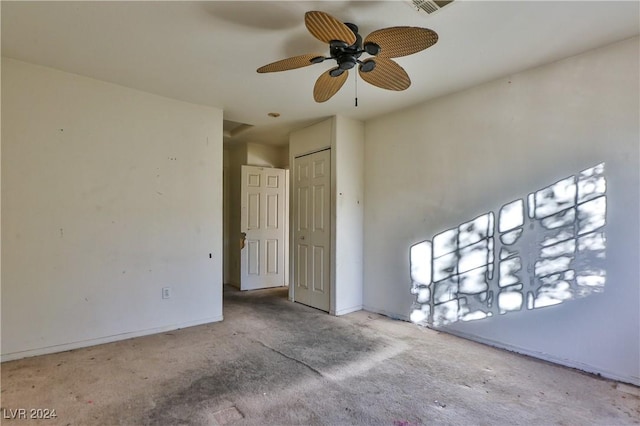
[241,166,286,290]
[293,149,331,311]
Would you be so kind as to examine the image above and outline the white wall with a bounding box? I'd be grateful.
[333,116,364,315]
[223,147,231,284]
[226,143,247,287]
[246,142,288,169]
[363,37,639,384]
[1,58,224,360]
[289,119,332,159]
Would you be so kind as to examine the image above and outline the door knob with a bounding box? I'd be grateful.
[240,232,247,249]
[299,236,305,240]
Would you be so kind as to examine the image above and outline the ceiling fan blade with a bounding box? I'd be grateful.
[257,53,324,73]
[364,27,438,58]
[314,68,348,102]
[305,11,356,46]
[358,58,410,91]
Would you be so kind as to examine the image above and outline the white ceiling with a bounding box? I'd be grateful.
[2,1,638,146]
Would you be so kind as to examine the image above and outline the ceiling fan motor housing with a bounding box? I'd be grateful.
[327,22,368,74]
[337,55,357,70]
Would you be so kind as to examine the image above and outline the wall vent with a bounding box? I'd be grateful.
[408,0,454,15]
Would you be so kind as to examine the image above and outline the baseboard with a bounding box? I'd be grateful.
[241,283,286,291]
[362,305,410,322]
[439,327,640,387]
[361,305,639,386]
[0,315,224,362]
[333,305,363,316]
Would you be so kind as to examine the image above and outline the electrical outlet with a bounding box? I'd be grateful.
[162,287,171,299]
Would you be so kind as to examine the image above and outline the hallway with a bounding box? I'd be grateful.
[1,286,638,425]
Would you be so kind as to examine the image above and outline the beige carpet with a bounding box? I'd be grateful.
[1,285,638,425]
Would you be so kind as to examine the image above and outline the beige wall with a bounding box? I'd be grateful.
[362,37,640,384]
[1,58,224,359]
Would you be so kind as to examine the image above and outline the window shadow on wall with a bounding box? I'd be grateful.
[410,163,607,326]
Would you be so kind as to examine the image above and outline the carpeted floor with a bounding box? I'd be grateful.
[1,285,638,425]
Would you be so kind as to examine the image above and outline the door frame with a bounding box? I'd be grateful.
[290,148,332,311]
[240,165,287,290]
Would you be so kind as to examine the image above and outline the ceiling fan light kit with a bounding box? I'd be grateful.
[257,11,438,103]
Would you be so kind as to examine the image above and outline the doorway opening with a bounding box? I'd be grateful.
[222,143,290,298]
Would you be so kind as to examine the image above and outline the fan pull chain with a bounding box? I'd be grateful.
[355,69,358,107]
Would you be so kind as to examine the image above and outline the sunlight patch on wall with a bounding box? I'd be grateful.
[410,163,606,326]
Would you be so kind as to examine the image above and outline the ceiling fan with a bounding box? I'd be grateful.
[257,11,438,103]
